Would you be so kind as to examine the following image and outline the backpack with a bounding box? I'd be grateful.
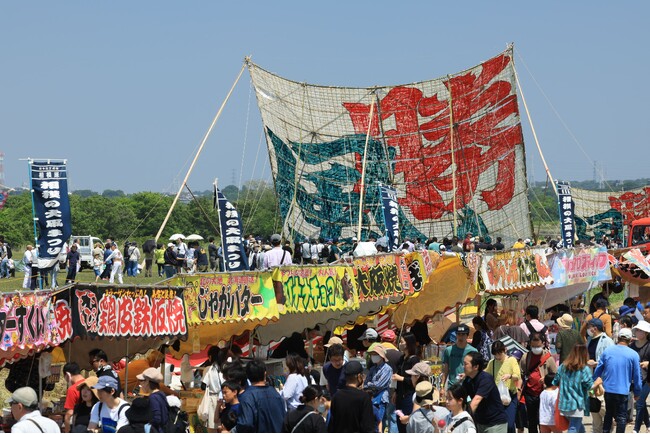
[5,244,11,259]
[477,330,493,361]
[320,245,330,260]
[166,405,189,433]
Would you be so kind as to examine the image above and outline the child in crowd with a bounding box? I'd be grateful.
[539,372,558,433]
[217,380,241,432]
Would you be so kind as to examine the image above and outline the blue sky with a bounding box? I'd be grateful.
[1,2,648,193]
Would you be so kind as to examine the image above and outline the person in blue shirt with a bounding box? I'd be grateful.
[233,359,285,433]
[364,344,393,432]
[592,327,642,433]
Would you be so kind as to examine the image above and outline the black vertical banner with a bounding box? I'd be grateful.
[379,184,400,252]
[556,180,575,249]
[31,161,72,269]
[214,185,249,271]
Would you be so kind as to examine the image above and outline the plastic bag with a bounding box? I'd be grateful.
[197,387,210,422]
[498,381,511,406]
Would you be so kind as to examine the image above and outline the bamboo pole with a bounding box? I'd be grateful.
[513,64,558,196]
[155,63,247,242]
[447,77,458,236]
[356,99,376,242]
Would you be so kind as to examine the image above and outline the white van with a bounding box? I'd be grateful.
[70,235,103,270]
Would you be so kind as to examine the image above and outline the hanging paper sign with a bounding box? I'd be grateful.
[547,247,612,288]
[480,248,553,293]
[180,273,278,325]
[0,291,62,353]
[353,255,405,301]
[556,181,575,249]
[214,185,249,271]
[379,184,400,251]
[623,249,650,277]
[60,286,187,338]
[30,160,72,269]
[271,266,359,313]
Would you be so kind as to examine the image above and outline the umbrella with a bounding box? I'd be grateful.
[186,234,204,241]
[142,239,156,254]
[169,234,186,241]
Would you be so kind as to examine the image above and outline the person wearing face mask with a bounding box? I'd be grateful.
[364,345,394,432]
[518,333,557,433]
[281,385,327,433]
[328,361,376,432]
[585,317,613,432]
[485,340,521,432]
[581,298,613,339]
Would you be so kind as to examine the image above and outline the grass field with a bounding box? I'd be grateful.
[0,268,168,292]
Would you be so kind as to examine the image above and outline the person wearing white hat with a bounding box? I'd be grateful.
[631,320,650,433]
[163,242,179,278]
[7,387,61,433]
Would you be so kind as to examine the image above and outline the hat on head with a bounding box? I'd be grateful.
[167,243,174,247]
[358,328,378,341]
[524,238,531,244]
[270,234,282,243]
[324,336,343,348]
[136,367,163,383]
[6,387,38,408]
[439,245,446,250]
[619,305,635,317]
[125,397,152,424]
[92,375,119,391]
[415,381,439,406]
[588,318,604,331]
[352,236,358,241]
[618,328,633,340]
[381,330,396,342]
[76,376,100,399]
[344,360,363,376]
[167,395,182,409]
[456,324,470,335]
[556,313,574,330]
[263,244,272,251]
[369,344,388,362]
[633,320,650,335]
[405,361,431,377]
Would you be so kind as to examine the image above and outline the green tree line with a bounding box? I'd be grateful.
[0,181,282,248]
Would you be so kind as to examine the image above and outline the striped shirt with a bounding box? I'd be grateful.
[552,365,593,414]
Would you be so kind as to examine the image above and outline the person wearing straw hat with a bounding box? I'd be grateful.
[7,386,61,433]
[72,377,100,433]
[555,313,584,364]
[406,381,450,433]
[364,345,393,432]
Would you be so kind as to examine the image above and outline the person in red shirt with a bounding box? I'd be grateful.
[63,362,86,433]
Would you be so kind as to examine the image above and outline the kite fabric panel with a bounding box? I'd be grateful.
[248,48,532,247]
[572,186,650,241]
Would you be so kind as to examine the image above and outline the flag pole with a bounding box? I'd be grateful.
[356,99,376,242]
[155,63,247,242]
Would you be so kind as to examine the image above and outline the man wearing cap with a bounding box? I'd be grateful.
[407,380,450,433]
[380,329,402,371]
[585,317,614,432]
[364,345,394,432]
[441,324,477,391]
[320,342,347,396]
[593,327,642,433]
[163,242,179,278]
[136,367,168,432]
[581,298,612,338]
[87,376,130,433]
[7,386,61,433]
[359,327,379,351]
[555,313,584,364]
[262,234,292,269]
[328,360,376,433]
